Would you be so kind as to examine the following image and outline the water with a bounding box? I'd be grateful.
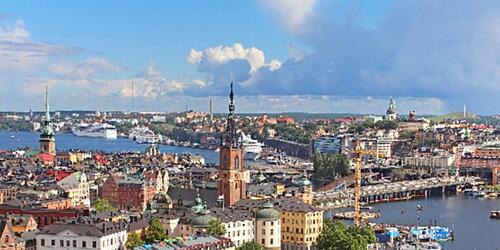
[2,131,499,249]
[372,195,500,250]
[0,131,219,163]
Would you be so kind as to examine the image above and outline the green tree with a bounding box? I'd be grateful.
[391,168,405,181]
[145,218,166,243]
[237,241,264,250]
[316,220,376,250]
[126,232,144,249]
[92,198,116,214]
[206,219,226,237]
[313,153,351,184]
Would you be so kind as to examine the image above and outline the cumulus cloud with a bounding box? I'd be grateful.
[186,43,281,94]
[248,0,500,113]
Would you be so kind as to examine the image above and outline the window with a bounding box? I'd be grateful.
[262,229,265,235]
[40,239,45,246]
[271,229,274,235]
[93,241,97,248]
[73,240,77,247]
[261,239,265,244]
[60,240,64,247]
[67,240,70,246]
[82,241,87,248]
[271,221,274,226]
[270,238,274,244]
[5,235,9,244]
[51,239,55,246]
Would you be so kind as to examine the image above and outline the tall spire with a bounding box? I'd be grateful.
[45,84,50,122]
[225,82,236,147]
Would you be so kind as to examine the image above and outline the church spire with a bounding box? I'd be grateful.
[45,84,50,122]
[225,82,236,147]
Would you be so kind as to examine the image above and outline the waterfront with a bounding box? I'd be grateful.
[2,131,499,249]
[372,195,500,250]
[0,131,219,163]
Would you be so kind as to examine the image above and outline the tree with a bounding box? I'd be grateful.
[92,198,116,214]
[206,219,226,237]
[237,241,264,250]
[126,232,144,249]
[145,218,166,243]
[391,168,405,181]
[313,153,351,184]
[316,220,376,250]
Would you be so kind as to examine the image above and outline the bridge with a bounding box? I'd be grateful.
[314,177,464,209]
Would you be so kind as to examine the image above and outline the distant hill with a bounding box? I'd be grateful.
[430,112,479,122]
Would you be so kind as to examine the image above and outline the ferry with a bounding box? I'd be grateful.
[71,123,117,139]
[239,133,263,161]
[129,126,161,144]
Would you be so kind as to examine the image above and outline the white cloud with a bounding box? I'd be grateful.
[260,0,317,34]
[47,58,124,79]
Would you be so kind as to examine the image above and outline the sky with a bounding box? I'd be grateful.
[0,0,499,115]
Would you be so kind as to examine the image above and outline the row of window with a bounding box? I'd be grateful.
[261,238,276,245]
[39,239,97,248]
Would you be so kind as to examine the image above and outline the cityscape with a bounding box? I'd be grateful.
[0,1,499,250]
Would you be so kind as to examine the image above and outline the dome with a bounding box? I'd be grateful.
[256,208,280,220]
[256,200,280,220]
[297,175,311,187]
[190,213,216,228]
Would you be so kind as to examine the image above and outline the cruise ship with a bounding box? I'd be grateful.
[240,133,263,161]
[129,126,161,144]
[71,123,117,139]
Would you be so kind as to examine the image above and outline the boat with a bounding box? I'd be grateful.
[472,190,486,198]
[129,126,161,144]
[399,242,442,250]
[266,156,279,164]
[239,133,263,161]
[71,123,117,139]
[416,204,424,212]
[491,210,500,219]
[10,135,15,139]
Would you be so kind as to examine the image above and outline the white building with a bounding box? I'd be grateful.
[56,172,90,208]
[255,201,281,250]
[36,222,127,250]
[404,154,455,169]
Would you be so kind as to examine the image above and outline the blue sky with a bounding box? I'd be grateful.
[0,0,498,114]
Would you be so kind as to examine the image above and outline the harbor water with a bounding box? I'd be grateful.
[1,131,500,249]
[0,131,219,163]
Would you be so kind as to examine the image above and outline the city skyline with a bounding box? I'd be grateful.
[1,0,499,114]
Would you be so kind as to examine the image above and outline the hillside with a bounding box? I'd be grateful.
[430,112,479,122]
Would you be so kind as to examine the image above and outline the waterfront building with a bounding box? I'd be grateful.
[56,172,90,208]
[313,135,341,154]
[39,85,56,156]
[218,82,246,207]
[255,201,281,250]
[36,221,127,250]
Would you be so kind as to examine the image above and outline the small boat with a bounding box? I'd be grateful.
[417,204,424,212]
[472,190,486,198]
[10,135,15,139]
[491,211,500,219]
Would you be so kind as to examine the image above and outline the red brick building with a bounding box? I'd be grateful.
[100,175,156,212]
[217,82,246,207]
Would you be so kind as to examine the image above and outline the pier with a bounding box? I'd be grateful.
[314,177,463,208]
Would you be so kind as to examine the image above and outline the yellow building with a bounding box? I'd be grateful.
[277,201,323,250]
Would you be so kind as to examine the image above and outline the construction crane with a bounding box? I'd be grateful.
[353,138,380,226]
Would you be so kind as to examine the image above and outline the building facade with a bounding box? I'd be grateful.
[57,172,90,208]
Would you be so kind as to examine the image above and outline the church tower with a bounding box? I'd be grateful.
[217,82,246,207]
[39,84,56,155]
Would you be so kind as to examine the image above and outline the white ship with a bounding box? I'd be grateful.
[240,133,263,161]
[129,126,161,144]
[71,123,117,139]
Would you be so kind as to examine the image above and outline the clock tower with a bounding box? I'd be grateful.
[217,82,246,207]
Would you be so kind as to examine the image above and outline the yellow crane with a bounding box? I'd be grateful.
[353,138,380,226]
